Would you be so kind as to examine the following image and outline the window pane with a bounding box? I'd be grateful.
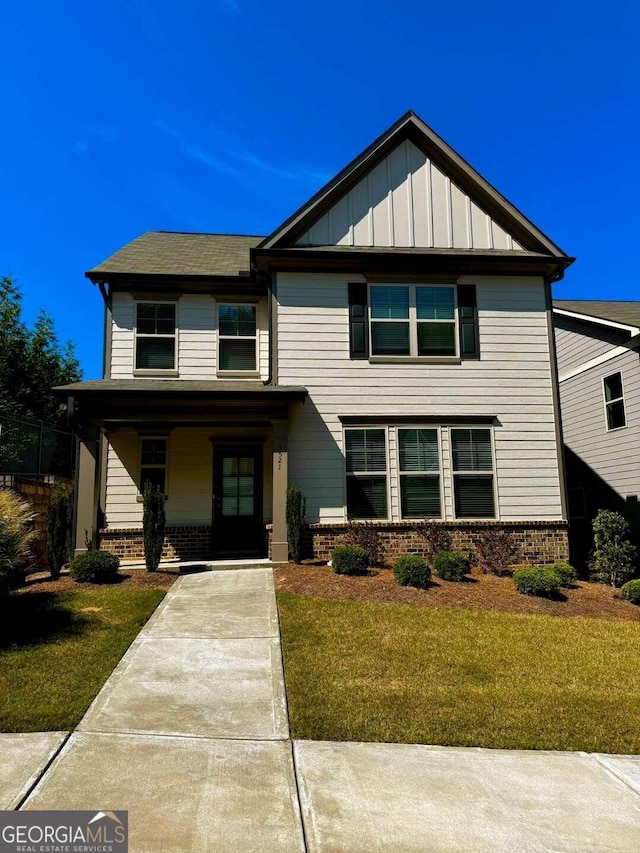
[345,430,386,473]
[371,322,410,355]
[219,339,256,371]
[454,475,495,518]
[606,400,626,430]
[347,476,387,519]
[141,439,166,465]
[137,303,175,335]
[398,429,439,471]
[451,429,493,471]
[417,323,456,356]
[416,287,455,320]
[604,373,623,402]
[219,305,256,337]
[141,468,165,494]
[400,475,441,517]
[136,337,175,369]
[370,286,409,319]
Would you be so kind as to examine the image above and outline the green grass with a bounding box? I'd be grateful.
[0,587,165,731]
[277,593,640,753]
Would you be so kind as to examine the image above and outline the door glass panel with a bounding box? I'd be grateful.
[221,455,255,516]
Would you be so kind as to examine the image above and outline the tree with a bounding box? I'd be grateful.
[0,276,81,426]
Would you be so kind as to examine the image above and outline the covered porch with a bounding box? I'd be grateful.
[56,380,307,563]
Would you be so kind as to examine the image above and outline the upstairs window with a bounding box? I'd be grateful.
[140,438,167,494]
[369,285,457,358]
[451,428,495,518]
[135,302,176,371]
[345,428,388,519]
[218,305,257,372]
[398,428,441,518]
[603,372,626,430]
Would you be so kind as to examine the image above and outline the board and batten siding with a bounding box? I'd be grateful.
[110,292,269,379]
[559,349,640,499]
[295,139,524,251]
[276,272,563,524]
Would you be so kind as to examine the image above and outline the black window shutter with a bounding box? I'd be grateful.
[348,283,369,359]
[457,284,479,360]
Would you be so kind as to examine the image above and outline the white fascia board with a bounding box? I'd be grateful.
[559,334,640,383]
[553,308,640,336]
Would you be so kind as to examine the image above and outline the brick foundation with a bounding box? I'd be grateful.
[305,521,569,566]
[100,526,213,562]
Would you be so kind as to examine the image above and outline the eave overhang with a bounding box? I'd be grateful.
[85,271,265,297]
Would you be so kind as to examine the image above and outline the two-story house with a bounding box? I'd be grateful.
[58,111,574,565]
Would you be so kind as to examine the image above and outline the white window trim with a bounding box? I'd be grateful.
[449,426,498,521]
[368,283,459,362]
[137,435,169,501]
[602,371,627,432]
[396,425,444,520]
[216,302,260,378]
[343,426,392,522]
[133,300,179,377]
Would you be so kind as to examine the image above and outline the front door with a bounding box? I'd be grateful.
[212,445,264,558]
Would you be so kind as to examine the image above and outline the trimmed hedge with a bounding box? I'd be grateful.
[513,566,561,598]
[434,551,470,582]
[620,579,640,605]
[332,545,368,576]
[549,562,577,588]
[69,551,120,583]
[393,554,431,589]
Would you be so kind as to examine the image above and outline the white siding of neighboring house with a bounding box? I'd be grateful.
[277,273,563,524]
[295,139,524,251]
[110,292,269,380]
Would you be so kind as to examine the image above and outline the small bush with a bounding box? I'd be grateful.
[549,562,577,588]
[286,485,306,563]
[332,545,368,576]
[341,521,384,566]
[620,579,640,605]
[0,489,36,594]
[434,551,470,581]
[513,566,562,598]
[69,550,120,583]
[474,528,520,575]
[393,554,431,589]
[413,520,452,561]
[143,481,166,573]
[47,487,73,580]
[590,509,637,587]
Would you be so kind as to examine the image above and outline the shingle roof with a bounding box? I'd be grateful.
[54,379,307,398]
[554,300,640,330]
[87,232,264,278]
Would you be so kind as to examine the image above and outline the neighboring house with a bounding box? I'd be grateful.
[553,301,640,562]
[57,111,574,565]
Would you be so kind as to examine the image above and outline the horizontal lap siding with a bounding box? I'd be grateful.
[554,319,625,375]
[278,273,563,523]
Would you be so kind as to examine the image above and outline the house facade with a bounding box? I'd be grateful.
[59,112,573,565]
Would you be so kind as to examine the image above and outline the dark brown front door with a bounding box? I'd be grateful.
[212,445,264,558]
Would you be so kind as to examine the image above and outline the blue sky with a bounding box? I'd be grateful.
[2,0,638,379]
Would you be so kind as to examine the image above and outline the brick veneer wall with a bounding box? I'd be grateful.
[301,521,569,566]
[100,526,212,562]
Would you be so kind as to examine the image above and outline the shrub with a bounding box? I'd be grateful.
[513,566,562,598]
[341,521,384,566]
[0,489,36,594]
[413,520,452,561]
[332,545,368,576]
[434,551,470,581]
[47,487,73,580]
[393,554,431,589]
[474,528,520,575]
[286,485,306,563]
[620,579,640,605]
[549,562,577,588]
[143,481,166,573]
[590,510,637,587]
[69,550,120,583]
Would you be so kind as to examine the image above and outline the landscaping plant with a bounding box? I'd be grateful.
[413,520,452,561]
[0,489,35,594]
[143,481,166,572]
[69,550,120,583]
[286,485,306,563]
[474,527,520,575]
[620,579,640,605]
[341,520,384,566]
[332,545,368,576]
[47,487,73,580]
[548,562,577,588]
[513,566,562,598]
[393,554,431,589]
[434,551,470,582]
[590,509,637,587]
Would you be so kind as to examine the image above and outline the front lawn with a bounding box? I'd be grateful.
[278,593,640,753]
[0,584,166,731]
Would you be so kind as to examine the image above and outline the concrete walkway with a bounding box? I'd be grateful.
[10,565,640,850]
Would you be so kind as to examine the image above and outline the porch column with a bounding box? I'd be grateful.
[73,431,99,556]
[271,419,289,563]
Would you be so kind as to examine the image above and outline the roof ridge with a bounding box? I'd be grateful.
[151,231,265,238]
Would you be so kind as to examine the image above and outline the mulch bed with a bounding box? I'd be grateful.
[15,568,179,595]
[274,562,640,621]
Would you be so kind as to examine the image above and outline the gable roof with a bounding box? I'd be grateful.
[87,232,263,279]
[554,300,640,333]
[259,111,569,258]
